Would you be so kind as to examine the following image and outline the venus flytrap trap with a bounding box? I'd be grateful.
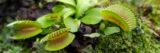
[40,28,75,51]
[100,4,136,32]
[7,20,42,39]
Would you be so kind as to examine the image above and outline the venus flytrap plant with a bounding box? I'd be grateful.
[7,20,42,39]
[6,0,139,52]
[40,28,75,51]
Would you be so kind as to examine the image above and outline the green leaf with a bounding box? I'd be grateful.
[83,33,100,38]
[76,0,92,18]
[81,8,102,24]
[57,0,76,6]
[36,13,60,28]
[64,17,80,32]
[104,27,120,35]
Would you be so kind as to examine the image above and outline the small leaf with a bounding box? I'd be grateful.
[36,13,60,28]
[99,22,106,31]
[7,20,42,39]
[76,0,92,18]
[104,27,120,35]
[83,33,100,38]
[64,17,80,32]
[81,8,102,24]
[56,0,76,6]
